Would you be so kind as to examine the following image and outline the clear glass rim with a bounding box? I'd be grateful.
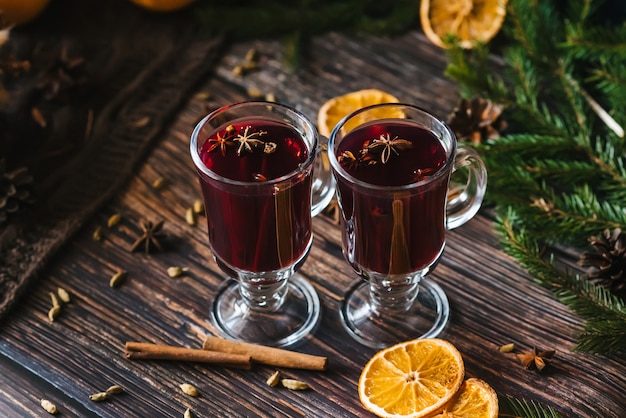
[328,103,457,191]
[190,101,318,187]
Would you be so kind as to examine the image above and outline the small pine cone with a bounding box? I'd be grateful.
[447,97,507,145]
[579,228,626,298]
[0,159,34,224]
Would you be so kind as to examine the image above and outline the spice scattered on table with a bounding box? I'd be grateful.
[281,379,308,391]
[498,343,515,353]
[130,219,166,254]
[185,207,196,225]
[167,266,188,278]
[180,383,199,397]
[516,347,556,372]
[89,392,109,402]
[107,213,122,228]
[152,176,167,190]
[266,370,281,387]
[40,399,58,414]
[109,270,127,288]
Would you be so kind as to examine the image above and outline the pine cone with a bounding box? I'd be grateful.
[0,159,34,224]
[447,97,507,145]
[579,228,626,298]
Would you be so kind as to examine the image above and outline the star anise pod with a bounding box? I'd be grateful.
[516,347,555,372]
[447,97,507,145]
[233,125,267,156]
[337,150,376,171]
[579,228,626,298]
[365,133,413,164]
[130,219,166,254]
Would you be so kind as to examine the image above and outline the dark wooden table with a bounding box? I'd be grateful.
[1,24,625,418]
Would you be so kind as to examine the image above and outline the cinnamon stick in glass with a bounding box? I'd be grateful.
[202,336,327,371]
[125,342,252,369]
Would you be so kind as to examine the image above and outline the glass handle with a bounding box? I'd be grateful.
[446,145,487,230]
[311,136,336,217]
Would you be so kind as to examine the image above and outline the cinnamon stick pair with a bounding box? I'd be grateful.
[124,337,328,371]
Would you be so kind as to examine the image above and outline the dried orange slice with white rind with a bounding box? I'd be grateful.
[429,378,498,418]
[420,0,508,49]
[317,89,402,137]
[359,338,465,418]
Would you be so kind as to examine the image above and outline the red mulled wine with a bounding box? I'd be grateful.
[198,118,312,274]
[335,119,449,274]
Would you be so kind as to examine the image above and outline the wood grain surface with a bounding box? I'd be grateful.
[1,29,625,417]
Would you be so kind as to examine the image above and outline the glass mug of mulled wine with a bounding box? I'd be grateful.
[190,101,335,348]
[328,103,487,348]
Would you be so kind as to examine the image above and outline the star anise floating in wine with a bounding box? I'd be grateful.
[206,124,275,157]
[130,219,166,254]
[516,347,556,372]
[364,133,413,164]
[338,133,412,169]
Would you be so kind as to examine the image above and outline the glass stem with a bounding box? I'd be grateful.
[369,277,420,314]
[239,278,289,311]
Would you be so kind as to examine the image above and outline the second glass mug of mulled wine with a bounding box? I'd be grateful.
[328,103,487,348]
[190,101,335,348]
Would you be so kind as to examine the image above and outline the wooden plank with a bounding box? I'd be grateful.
[0,30,625,417]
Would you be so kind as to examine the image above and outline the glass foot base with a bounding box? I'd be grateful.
[340,278,450,349]
[210,273,320,348]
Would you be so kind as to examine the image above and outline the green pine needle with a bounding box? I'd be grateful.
[501,397,564,418]
[444,0,626,355]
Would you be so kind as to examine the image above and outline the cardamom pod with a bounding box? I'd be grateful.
[266,370,281,387]
[180,383,199,397]
[499,343,515,353]
[50,292,61,309]
[40,399,58,414]
[193,199,204,215]
[152,176,166,190]
[48,306,61,322]
[89,392,109,402]
[57,288,71,304]
[281,379,308,391]
[107,213,121,228]
[110,271,127,288]
[106,385,124,395]
[167,266,188,278]
[185,207,196,225]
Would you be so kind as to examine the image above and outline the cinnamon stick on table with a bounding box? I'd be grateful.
[125,342,252,369]
[202,336,328,371]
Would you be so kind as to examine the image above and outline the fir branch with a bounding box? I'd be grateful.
[497,209,626,355]
[444,0,626,354]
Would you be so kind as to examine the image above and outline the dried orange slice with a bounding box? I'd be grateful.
[358,338,465,418]
[430,378,499,418]
[317,89,401,137]
[420,0,508,49]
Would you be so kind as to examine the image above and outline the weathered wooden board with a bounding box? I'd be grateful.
[1,30,624,417]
